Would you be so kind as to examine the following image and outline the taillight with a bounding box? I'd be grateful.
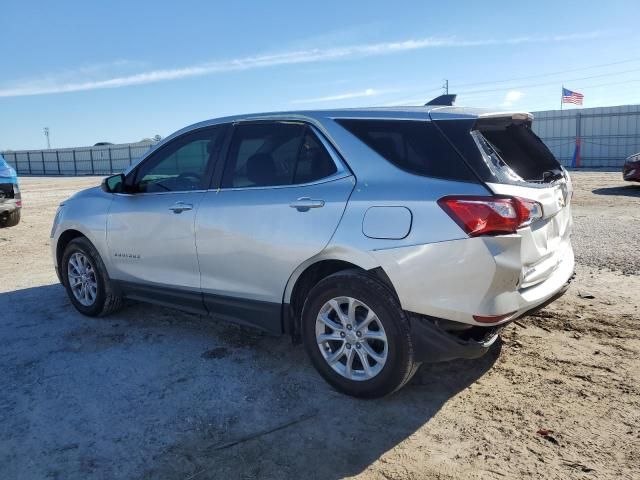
[438,196,542,237]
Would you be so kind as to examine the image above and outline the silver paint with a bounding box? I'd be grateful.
[51,105,574,331]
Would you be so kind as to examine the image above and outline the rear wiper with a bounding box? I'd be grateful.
[542,170,563,182]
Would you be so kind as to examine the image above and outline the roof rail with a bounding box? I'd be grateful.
[425,94,457,106]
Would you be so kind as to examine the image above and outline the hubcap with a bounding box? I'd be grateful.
[67,252,98,307]
[315,296,388,381]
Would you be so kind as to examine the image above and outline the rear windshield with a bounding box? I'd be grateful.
[473,119,562,184]
[336,119,478,183]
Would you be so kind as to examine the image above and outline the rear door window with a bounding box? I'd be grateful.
[336,119,477,183]
[294,129,338,184]
[222,122,338,188]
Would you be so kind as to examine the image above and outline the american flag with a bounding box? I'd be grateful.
[562,87,584,105]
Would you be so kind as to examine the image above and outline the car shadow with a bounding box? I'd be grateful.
[592,185,640,197]
[1,284,499,480]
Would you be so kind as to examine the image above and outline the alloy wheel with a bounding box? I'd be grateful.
[67,252,98,306]
[315,296,388,381]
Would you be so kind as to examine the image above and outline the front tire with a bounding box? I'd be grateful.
[61,237,122,316]
[301,269,417,398]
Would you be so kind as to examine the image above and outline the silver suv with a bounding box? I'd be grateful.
[51,106,574,398]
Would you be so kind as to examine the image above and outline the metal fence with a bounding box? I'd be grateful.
[0,142,156,176]
[2,104,639,174]
[532,104,640,168]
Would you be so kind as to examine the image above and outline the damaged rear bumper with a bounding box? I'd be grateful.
[408,273,573,363]
[408,313,500,363]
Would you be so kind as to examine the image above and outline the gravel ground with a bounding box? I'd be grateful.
[570,173,640,275]
[1,172,638,480]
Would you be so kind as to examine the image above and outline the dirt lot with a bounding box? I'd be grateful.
[1,173,639,480]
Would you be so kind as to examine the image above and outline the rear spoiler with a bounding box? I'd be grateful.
[477,112,534,121]
[425,94,457,106]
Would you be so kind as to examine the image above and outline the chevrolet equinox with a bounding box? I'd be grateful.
[51,106,574,398]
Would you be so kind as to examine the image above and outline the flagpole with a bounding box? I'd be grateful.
[560,85,563,111]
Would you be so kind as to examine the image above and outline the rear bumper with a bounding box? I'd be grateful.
[408,274,572,363]
[408,314,500,363]
[372,235,575,327]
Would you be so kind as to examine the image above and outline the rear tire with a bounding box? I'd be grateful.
[0,209,20,228]
[301,269,417,398]
[61,237,122,317]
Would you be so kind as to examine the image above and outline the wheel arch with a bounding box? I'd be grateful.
[283,248,399,338]
[55,228,107,287]
[56,229,87,273]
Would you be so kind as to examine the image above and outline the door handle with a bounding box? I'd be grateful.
[289,197,325,212]
[169,202,193,214]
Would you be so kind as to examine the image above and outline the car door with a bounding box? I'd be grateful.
[195,121,355,333]
[106,125,228,312]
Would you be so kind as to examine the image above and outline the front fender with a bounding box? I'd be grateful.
[51,188,114,275]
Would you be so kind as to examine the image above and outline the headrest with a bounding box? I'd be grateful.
[246,153,276,186]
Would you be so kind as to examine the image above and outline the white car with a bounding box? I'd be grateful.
[51,105,574,397]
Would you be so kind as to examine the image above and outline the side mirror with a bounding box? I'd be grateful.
[101,173,126,193]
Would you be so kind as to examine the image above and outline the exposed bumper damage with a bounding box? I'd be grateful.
[372,234,574,327]
[408,274,573,363]
[408,313,500,363]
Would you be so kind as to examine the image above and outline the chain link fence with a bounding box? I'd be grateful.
[2,105,639,175]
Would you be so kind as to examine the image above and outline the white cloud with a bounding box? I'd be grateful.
[501,90,524,107]
[0,31,611,98]
[291,88,388,104]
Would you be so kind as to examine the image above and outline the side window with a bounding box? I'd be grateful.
[134,126,226,193]
[336,119,477,182]
[221,122,338,188]
[294,130,338,184]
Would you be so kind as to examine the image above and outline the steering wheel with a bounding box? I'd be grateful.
[175,171,202,189]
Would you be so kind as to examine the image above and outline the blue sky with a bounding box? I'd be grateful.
[1,0,639,150]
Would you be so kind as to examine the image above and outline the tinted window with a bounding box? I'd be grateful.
[294,130,338,184]
[476,120,561,183]
[134,127,226,193]
[222,123,337,188]
[336,119,477,182]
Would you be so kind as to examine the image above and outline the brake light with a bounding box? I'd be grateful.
[438,196,542,237]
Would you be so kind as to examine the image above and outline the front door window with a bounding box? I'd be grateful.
[134,127,226,193]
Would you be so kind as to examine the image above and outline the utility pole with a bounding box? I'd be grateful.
[443,79,449,95]
[44,127,51,149]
